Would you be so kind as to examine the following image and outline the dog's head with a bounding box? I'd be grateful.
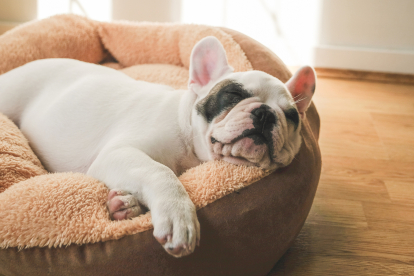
[189,36,316,170]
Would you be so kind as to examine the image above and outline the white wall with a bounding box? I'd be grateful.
[0,0,37,22]
[0,0,37,34]
[37,0,181,23]
[112,0,181,22]
[318,0,414,51]
[182,0,414,74]
[2,0,413,74]
[181,0,320,66]
[314,0,414,74]
[37,0,111,21]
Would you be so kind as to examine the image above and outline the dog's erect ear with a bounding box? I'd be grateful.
[286,66,316,116]
[188,36,233,95]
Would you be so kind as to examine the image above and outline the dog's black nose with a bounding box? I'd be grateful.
[252,107,267,123]
[251,106,276,133]
[252,106,275,123]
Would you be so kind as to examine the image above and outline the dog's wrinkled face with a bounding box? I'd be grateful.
[188,37,316,170]
[195,72,301,169]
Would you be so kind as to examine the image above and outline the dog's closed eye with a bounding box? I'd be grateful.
[226,91,243,102]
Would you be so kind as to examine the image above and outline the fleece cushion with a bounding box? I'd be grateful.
[0,15,321,276]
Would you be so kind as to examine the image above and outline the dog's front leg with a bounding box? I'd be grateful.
[87,146,200,257]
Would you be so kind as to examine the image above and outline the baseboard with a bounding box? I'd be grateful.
[313,45,414,75]
[314,67,414,85]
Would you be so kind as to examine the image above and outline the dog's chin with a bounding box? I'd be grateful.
[221,155,256,166]
[218,153,275,169]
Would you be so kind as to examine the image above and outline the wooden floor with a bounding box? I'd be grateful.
[268,76,414,275]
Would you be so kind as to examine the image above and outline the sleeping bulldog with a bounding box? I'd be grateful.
[0,36,316,257]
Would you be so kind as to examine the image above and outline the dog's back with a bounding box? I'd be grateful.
[0,58,192,174]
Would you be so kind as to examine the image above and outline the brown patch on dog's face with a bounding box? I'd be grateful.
[196,79,252,123]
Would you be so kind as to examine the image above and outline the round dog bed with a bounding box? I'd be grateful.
[0,15,321,276]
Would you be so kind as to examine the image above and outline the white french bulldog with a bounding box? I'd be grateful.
[0,36,316,257]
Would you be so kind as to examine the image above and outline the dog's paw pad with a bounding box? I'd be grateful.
[155,234,172,246]
[107,189,130,201]
[167,244,186,256]
[154,232,191,257]
[152,201,200,257]
[107,190,144,220]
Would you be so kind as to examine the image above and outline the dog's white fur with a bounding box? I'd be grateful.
[0,37,315,257]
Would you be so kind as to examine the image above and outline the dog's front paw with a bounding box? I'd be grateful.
[107,189,144,220]
[152,199,200,258]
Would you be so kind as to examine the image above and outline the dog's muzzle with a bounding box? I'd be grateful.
[210,104,278,167]
[230,105,277,148]
[248,105,277,143]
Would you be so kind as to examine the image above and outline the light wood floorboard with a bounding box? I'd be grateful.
[269,76,414,275]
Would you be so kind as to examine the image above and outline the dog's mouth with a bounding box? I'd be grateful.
[208,103,278,169]
[230,129,268,145]
[210,129,272,167]
[219,155,253,166]
[211,130,267,145]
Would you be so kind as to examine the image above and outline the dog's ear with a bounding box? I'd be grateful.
[286,66,316,116]
[188,36,233,96]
